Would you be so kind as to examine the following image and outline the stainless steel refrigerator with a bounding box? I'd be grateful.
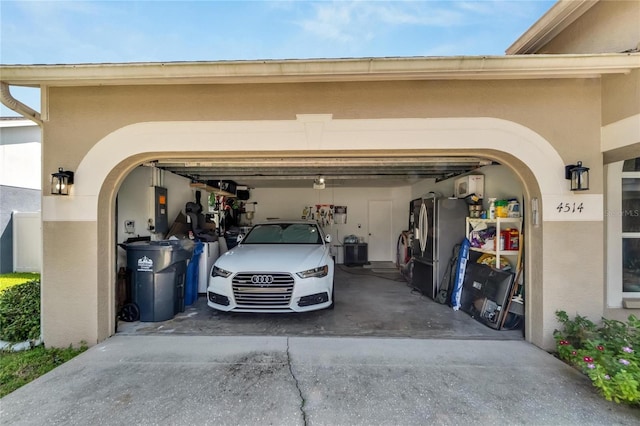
[410,196,468,299]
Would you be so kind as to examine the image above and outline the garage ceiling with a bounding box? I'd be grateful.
[153,156,494,188]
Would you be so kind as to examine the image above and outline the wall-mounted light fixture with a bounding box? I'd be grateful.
[51,168,74,195]
[313,175,325,190]
[565,161,589,191]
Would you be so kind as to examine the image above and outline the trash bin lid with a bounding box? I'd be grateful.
[123,239,193,263]
[123,239,192,251]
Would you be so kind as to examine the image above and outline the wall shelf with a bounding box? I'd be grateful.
[189,182,235,198]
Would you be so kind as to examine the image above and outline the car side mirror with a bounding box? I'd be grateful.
[237,234,244,243]
[325,234,332,243]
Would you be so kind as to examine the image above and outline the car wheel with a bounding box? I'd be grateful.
[119,302,140,322]
[328,282,335,310]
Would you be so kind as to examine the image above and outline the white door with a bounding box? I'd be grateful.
[368,200,393,261]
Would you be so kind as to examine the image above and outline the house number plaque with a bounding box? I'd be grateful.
[543,194,603,221]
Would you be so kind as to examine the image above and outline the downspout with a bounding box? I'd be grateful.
[0,82,42,125]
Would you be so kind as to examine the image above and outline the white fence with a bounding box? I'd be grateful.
[12,211,42,273]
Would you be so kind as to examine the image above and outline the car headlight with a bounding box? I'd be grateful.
[296,265,329,279]
[212,266,232,278]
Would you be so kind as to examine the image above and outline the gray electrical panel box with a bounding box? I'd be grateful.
[149,186,169,234]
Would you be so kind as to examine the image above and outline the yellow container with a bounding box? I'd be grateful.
[495,200,508,218]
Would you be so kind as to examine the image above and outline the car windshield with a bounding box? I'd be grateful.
[242,223,322,244]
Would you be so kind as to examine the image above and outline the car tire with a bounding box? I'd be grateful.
[328,282,335,310]
[119,302,140,322]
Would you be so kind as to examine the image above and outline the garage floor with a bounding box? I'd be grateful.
[117,262,524,340]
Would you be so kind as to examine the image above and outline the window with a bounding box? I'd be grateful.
[607,158,640,307]
[608,158,640,307]
[621,160,640,294]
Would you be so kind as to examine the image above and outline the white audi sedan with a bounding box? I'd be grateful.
[207,220,335,312]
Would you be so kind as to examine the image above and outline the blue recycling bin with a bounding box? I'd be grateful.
[185,241,204,306]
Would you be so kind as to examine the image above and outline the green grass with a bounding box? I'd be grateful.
[0,344,87,398]
[0,273,41,293]
[0,272,86,398]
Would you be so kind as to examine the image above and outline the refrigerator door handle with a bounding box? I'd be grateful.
[419,201,428,255]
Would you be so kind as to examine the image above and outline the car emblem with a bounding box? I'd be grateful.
[251,275,274,285]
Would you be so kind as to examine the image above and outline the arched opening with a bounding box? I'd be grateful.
[61,116,559,347]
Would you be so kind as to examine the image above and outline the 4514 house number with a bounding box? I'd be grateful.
[557,202,584,214]
[544,194,603,222]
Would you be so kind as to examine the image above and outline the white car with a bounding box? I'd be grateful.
[207,220,335,312]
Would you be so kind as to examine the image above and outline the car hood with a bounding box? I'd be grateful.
[216,244,328,272]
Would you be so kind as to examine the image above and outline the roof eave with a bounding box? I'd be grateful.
[506,0,598,55]
[1,53,638,88]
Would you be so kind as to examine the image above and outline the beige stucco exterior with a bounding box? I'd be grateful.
[1,1,639,352]
[534,0,640,55]
[510,0,640,321]
[28,73,622,350]
[506,0,639,55]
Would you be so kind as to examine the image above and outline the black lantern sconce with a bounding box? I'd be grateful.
[51,168,74,195]
[565,161,589,191]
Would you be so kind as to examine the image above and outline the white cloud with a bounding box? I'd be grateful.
[296,1,467,44]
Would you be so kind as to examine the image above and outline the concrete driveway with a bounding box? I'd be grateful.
[1,335,638,425]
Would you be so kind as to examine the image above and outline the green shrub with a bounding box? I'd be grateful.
[554,310,639,405]
[0,280,40,342]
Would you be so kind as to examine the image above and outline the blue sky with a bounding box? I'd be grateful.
[1,0,556,115]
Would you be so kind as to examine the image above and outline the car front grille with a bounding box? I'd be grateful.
[232,272,295,309]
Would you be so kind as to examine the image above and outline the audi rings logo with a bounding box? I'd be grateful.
[251,275,274,285]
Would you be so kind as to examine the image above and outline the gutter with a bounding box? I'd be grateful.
[0,82,42,125]
[0,54,638,87]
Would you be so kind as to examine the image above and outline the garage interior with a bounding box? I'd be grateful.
[115,153,525,340]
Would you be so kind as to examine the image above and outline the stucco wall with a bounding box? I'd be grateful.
[538,0,640,54]
[40,78,605,350]
[43,79,604,192]
[601,69,640,164]
[602,70,640,126]
[42,221,97,345]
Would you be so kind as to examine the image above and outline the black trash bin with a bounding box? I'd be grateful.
[125,240,192,322]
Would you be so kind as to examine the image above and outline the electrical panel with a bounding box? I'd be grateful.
[148,186,168,234]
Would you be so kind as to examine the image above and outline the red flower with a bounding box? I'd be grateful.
[596,345,604,351]
[571,351,577,356]
[583,356,594,363]
[559,340,570,346]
